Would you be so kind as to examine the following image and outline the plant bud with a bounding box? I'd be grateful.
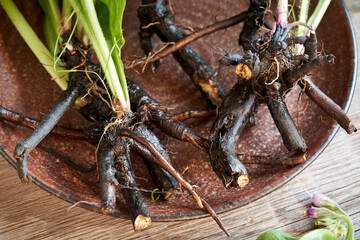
[306,207,332,218]
[311,192,339,211]
[315,216,337,226]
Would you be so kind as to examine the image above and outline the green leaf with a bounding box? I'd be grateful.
[0,0,67,90]
[96,0,126,48]
[256,230,297,240]
[298,229,338,240]
[96,0,129,105]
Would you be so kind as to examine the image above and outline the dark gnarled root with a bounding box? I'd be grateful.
[284,55,335,84]
[117,128,230,236]
[118,128,203,208]
[237,153,307,166]
[127,79,208,151]
[239,0,269,52]
[114,137,151,231]
[138,0,224,107]
[97,143,117,213]
[209,79,256,188]
[13,74,85,182]
[266,83,307,152]
[283,55,356,134]
[132,124,180,200]
[300,76,357,134]
[97,126,152,231]
[0,105,87,140]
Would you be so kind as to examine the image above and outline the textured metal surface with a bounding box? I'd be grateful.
[0,0,356,220]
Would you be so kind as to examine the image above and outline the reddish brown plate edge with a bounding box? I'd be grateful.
[3,0,357,222]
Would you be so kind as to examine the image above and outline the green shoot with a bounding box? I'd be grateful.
[151,188,160,202]
[295,0,310,54]
[1,0,130,115]
[70,0,130,112]
[53,11,78,71]
[294,0,331,54]
[0,0,67,90]
[307,0,332,30]
[297,0,310,37]
[288,4,297,23]
[96,0,128,104]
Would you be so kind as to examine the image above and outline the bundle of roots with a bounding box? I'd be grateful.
[0,0,356,236]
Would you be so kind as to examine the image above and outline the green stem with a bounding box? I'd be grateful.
[277,0,288,27]
[39,0,61,54]
[338,215,354,240]
[0,0,67,90]
[307,0,332,30]
[39,0,61,33]
[71,0,130,111]
[62,0,73,23]
[324,210,354,240]
[297,0,310,36]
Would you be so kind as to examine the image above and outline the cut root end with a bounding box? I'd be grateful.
[134,215,152,231]
[101,205,115,214]
[348,122,357,134]
[21,175,32,184]
[236,175,249,188]
[235,63,252,80]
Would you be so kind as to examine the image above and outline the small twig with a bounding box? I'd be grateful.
[141,22,160,29]
[201,198,231,237]
[66,201,99,214]
[135,11,249,66]
[171,110,215,121]
[0,105,88,140]
[265,56,280,85]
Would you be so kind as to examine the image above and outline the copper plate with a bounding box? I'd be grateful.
[0,0,357,221]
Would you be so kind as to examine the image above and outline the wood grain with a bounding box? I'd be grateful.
[1,2,360,240]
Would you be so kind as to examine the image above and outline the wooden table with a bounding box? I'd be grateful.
[1,2,359,240]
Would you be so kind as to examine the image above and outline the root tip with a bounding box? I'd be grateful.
[134,215,152,231]
[21,175,31,183]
